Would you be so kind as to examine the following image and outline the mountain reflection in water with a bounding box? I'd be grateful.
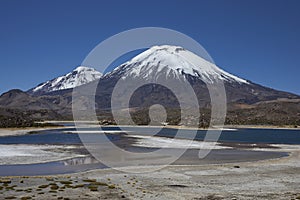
[63,156,99,166]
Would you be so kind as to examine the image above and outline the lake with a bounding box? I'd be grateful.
[0,126,298,176]
[1,127,299,145]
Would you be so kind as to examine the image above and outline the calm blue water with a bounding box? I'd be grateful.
[0,127,121,145]
[156,128,300,144]
[0,127,299,145]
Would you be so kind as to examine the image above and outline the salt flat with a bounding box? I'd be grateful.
[0,144,84,165]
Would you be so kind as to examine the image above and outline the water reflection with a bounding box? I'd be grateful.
[62,156,99,166]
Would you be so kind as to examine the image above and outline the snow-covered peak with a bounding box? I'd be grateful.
[73,66,94,72]
[129,45,185,63]
[30,66,102,94]
[107,45,248,84]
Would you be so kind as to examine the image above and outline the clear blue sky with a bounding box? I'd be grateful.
[0,0,299,95]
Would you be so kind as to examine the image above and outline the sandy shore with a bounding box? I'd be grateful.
[0,126,68,137]
[0,145,298,199]
[223,124,300,130]
[166,124,300,130]
[44,120,300,130]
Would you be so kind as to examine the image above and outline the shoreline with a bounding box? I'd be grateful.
[44,120,300,130]
[223,124,300,130]
[0,145,298,199]
[0,126,66,137]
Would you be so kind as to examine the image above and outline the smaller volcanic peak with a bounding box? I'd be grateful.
[28,66,102,95]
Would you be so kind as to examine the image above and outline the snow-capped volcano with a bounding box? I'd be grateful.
[29,66,102,94]
[105,45,248,84]
[100,45,300,107]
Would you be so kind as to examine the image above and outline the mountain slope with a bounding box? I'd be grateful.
[0,89,57,110]
[28,66,102,95]
[0,89,72,114]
